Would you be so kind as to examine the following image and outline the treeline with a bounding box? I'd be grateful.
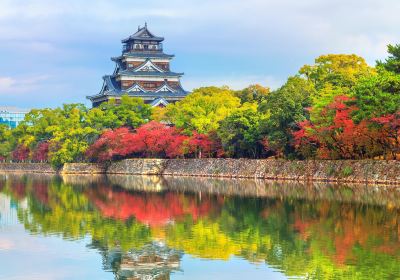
[0,44,399,167]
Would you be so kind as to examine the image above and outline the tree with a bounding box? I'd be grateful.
[131,121,189,158]
[166,87,241,134]
[0,124,13,160]
[259,76,314,157]
[48,104,99,168]
[187,132,216,158]
[12,145,30,162]
[87,122,191,160]
[351,70,400,122]
[86,127,136,161]
[377,44,400,74]
[234,84,270,104]
[32,142,50,162]
[292,120,319,158]
[300,54,375,122]
[370,113,400,159]
[151,106,167,122]
[293,96,380,159]
[218,104,267,158]
[12,108,63,150]
[300,54,374,92]
[87,95,152,129]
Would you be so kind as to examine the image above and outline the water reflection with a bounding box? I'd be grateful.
[95,241,182,280]
[1,173,400,279]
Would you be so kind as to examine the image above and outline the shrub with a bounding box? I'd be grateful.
[342,166,354,177]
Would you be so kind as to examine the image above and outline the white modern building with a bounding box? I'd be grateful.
[0,106,29,128]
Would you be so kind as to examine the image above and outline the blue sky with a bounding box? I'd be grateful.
[0,0,399,108]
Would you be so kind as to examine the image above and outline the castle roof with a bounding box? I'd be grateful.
[112,52,175,61]
[122,24,164,43]
[150,97,169,107]
[86,76,188,101]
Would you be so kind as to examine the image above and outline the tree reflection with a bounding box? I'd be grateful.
[86,184,218,226]
[1,174,400,279]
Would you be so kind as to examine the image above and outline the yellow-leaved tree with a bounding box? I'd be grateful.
[165,86,241,134]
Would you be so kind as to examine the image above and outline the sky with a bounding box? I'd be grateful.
[0,0,399,109]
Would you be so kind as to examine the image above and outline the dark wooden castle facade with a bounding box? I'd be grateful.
[87,24,188,107]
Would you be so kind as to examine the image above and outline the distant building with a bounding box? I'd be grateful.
[87,23,188,108]
[0,106,29,128]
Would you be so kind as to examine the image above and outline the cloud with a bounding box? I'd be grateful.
[0,0,399,107]
[0,77,15,90]
[0,75,49,93]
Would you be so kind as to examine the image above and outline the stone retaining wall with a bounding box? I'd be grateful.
[107,159,167,175]
[1,159,400,185]
[0,163,55,173]
[108,159,400,185]
[61,163,106,174]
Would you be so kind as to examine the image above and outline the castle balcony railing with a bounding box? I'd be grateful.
[123,43,163,53]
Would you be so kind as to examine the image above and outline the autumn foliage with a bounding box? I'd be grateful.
[86,121,221,161]
[293,96,400,159]
[32,142,50,162]
[12,145,30,162]
[371,112,400,159]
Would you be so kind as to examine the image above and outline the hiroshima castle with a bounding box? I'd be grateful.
[87,23,188,107]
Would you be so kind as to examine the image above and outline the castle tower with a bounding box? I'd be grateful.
[87,24,188,107]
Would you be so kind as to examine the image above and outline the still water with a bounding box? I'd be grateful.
[1,174,400,280]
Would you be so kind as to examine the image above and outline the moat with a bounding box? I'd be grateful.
[1,174,400,279]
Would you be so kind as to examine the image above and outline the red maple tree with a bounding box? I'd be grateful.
[293,96,381,159]
[12,145,30,162]
[371,112,400,159]
[86,127,137,161]
[187,132,217,158]
[87,121,226,161]
[132,121,189,158]
[32,142,50,162]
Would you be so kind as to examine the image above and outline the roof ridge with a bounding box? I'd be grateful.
[122,24,164,43]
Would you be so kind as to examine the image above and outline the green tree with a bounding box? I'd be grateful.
[0,124,13,159]
[14,108,64,149]
[300,54,374,92]
[351,70,400,122]
[48,104,99,168]
[166,87,241,134]
[259,76,314,157]
[300,54,375,122]
[88,95,152,129]
[234,84,270,104]
[377,44,400,74]
[217,103,268,158]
